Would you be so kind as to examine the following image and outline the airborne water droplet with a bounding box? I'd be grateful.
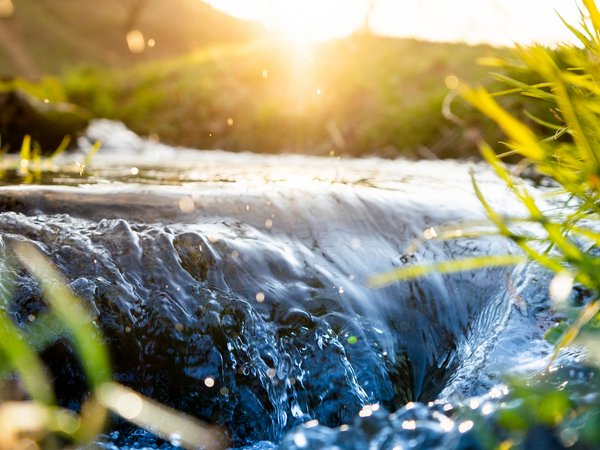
[169,433,182,447]
[458,420,474,433]
[293,432,308,448]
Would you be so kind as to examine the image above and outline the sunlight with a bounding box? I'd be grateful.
[0,0,14,18]
[263,0,367,44]
[207,0,368,45]
[207,0,581,46]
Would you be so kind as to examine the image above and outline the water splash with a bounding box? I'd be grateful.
[0,121,558,448]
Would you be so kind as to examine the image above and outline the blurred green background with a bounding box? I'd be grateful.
[0,0,550,158]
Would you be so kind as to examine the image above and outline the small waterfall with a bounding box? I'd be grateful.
[0,121,554,448]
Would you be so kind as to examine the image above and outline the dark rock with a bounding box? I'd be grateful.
[0,89,91,154]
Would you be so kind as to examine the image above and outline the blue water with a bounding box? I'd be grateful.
[0,121,564,449]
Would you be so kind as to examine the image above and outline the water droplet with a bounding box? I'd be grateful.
[359,407,373,418]
[178,196,195,213]
[458,420,474,433]
[339,424,349,431]
[560,427,578,447]
[293,432,308,448]
[130,167,139,175]
[125,326,131,333]
[227,118,234,127]
[147,38,156,48]
[116,392,143,419]
[489,386,507,398]
[481,403,493,415]
[316,88,322,96]
[304,419,319,428]
[27,314,36,322]
[402,420,416,430]
[169,433,182,447]
[204,377,215,388]
[469,399,480,409]
[351,238,361,249]
[262,69,269,79]
[266,368,277,378]
[347,335,358,344]
[444,75,460,90]
[439,416,454,432]
[126,29,146,54]
[423,227,437,240]
[256,292,265,302]
[265,218,273,229]
[338,287,345,294]
[549,272,574,304]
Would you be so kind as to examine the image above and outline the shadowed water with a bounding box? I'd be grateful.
[0,121,555,448]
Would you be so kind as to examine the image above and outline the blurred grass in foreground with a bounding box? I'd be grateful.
[463,0,600,364]
[0,243,227,449]
[0,132,101,184]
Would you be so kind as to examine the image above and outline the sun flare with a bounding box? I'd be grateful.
[263,0,368,44]
[207,0,370,45]
[208,0,581,47]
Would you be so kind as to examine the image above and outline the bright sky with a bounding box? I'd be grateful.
[206,0,582,46]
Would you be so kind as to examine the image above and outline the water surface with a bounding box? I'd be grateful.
[0,121,559,449]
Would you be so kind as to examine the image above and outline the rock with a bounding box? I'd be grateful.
[0,89,91,154]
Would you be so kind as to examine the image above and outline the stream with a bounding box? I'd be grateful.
[0,121,569,449]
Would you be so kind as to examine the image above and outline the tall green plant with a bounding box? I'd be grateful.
[371,3,600,446]
[461,0,600,355]
[374,0,600,360]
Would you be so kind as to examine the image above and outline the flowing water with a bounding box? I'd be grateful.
[0,121,566,449]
